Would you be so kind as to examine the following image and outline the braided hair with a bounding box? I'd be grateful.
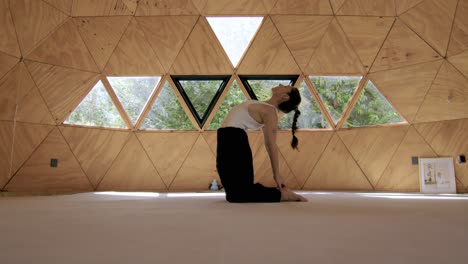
[278,87,301,150]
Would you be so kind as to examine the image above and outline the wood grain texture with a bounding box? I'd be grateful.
[61,126,130,188]
[5,128,93,192]
[304,133,373,191]
[400,0,458,57]
[372,20,441,72]
[262,0,278,12]
[136,0,199,15]
[376,127,436,192]
[415,61,468,122]
[202,0,268,14]
[368,60,443,122]
[270,0,333,14]
[237,17,299,74]
[71,0,137,16]
[0,52,19,81]
[338,126,410,187]
[10,0,68,55]
[338,0,396,16]
[74,16,131,72]
[43,0,73,15]
[305,19,366,74]
[415,119,468,188]
[192,0,208,13]
[16,85,56,125]
[0,0,20,57]
[448,50,468,79]
[0,121,14,188]
[10,123,54,176]
[170,17,232,75]
[98,133,166,191]
[104,18,165,75]
[329,0,346,14]
[447,0,468,57]
[201,131,217,155]
[395,0,425,15]
[137,132,199,187]
[136,16,198,72]
[272,15,333,70]
[337,16,394,70]
[0,64,19,121]
[26,61,99,124]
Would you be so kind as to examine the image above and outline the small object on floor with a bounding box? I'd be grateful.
[209,179,219,190]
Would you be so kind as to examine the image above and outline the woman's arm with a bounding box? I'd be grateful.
[260,106,284,189]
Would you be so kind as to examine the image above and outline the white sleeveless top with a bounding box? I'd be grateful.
[221,100,277,130]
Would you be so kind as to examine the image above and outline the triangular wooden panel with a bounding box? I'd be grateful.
[192,0,208,13]
[376,127,436,192]
[337,0,396,16]
[415,61,468,122]
[0,121,14,188]
[447,0,468,57]
[305,19,366,74]
[262,0,278,12]
[0,64,19,121]
[0,52,19,81]
[329,0,346,13]
[136,0,200,15]
[26,61,99,124]
[170,135,219,190]
[277,131,333,188]
[43,0,73,15]
[137,132,199,187]
[61,126,130,188]
[0,0,21,57]
[369,60,443,122]
[338,126,410,187]
[10,0,68,55]
[170,17,232,74]
[71,0,137,16]
[16,85,55,125]
[74,16,132,72]
[237,17,300,74]
[304,133,373,190]
[272,15,333,70]
[202,0,268,14]
[201,131,217,156]
[337,17,394,70]
[372,20,441,72]
[247,131,265,159]
[449,50,468,79]
[6,128,93,192]
[26,20,99,73]
[415,119,468,188]
[104,18,165,75]
[14,63,37,104]
[98,134,166,191]
[395,0,425,15]
[400,0,458,57]
[10,123,54,176]
[136,16,198,72]
[270,0,333,14]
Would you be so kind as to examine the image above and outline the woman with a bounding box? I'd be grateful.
[216,84,307,203]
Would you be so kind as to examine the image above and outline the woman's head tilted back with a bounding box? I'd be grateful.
[277,86,301,150]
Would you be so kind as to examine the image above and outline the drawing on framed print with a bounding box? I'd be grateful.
[419,157,456,194]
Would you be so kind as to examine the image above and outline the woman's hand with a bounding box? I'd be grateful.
[274,175,285,191]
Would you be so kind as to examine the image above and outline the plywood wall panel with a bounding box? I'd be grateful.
[304,134,373,190]
[448,51,468,79]
[137,132,199,187]
[0,64,19,121]
[376,127,436,192]
[171,17,232,75]
[270,0,333,14]
[136,16,198,72]
[0,121,14,188]
[136,0,199,15]
[0,52,19,81]
[61,127,130,188]
[238,17,299,74]
[202,0,268,15]
[395,0,425,15]
[43,0,73,15]
[98,134,166,191]
[447,0,468,57]
[272,15,333,70]
[369,60,443,122]
[71,0,137,16]
[305,19,366,74]
[337,17,394,70]
[400,0,458,57]
[372,20,441,72]
[74,16,131,72]
[0,0,20,57]
[329,0,346,14]
[415,62,468,123]
[104,18,165,75]
[337,0,396,16]
[5,128,93,192]
[16,86,55,125]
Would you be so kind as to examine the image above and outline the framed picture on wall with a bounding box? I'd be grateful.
[419,157,456,194]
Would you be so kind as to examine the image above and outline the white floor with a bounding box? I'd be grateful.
[1,191,468,264]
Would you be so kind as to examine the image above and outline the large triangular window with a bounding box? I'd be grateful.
[172,76,230,128]
[207,80,247,130]
[344,80,406,128]
[207,17,263,67]
[239,75,299,101]
[65,80,126,129]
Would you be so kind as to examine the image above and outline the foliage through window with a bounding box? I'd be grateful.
[208,80,246,130]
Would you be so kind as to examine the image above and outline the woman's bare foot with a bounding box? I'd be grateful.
[280,189,307,202]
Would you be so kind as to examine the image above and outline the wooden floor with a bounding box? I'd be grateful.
[1,191,467,264]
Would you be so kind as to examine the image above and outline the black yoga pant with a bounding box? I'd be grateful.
[216,127,281,203]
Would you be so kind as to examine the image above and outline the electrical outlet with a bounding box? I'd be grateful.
[50,159,58,168]
[411,156,418,165]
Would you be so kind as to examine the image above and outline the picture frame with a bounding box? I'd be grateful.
[419,157,456,194]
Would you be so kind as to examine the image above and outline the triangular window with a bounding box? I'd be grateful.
[65,80,126,128]
[140,81,195,130]
[107,76,161,125]
[309,76,362,125]
[208,80,247,130]
[172,76,230,128]
[344,80,405,128]
[239,75,299,101]
[207,17,263,67]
